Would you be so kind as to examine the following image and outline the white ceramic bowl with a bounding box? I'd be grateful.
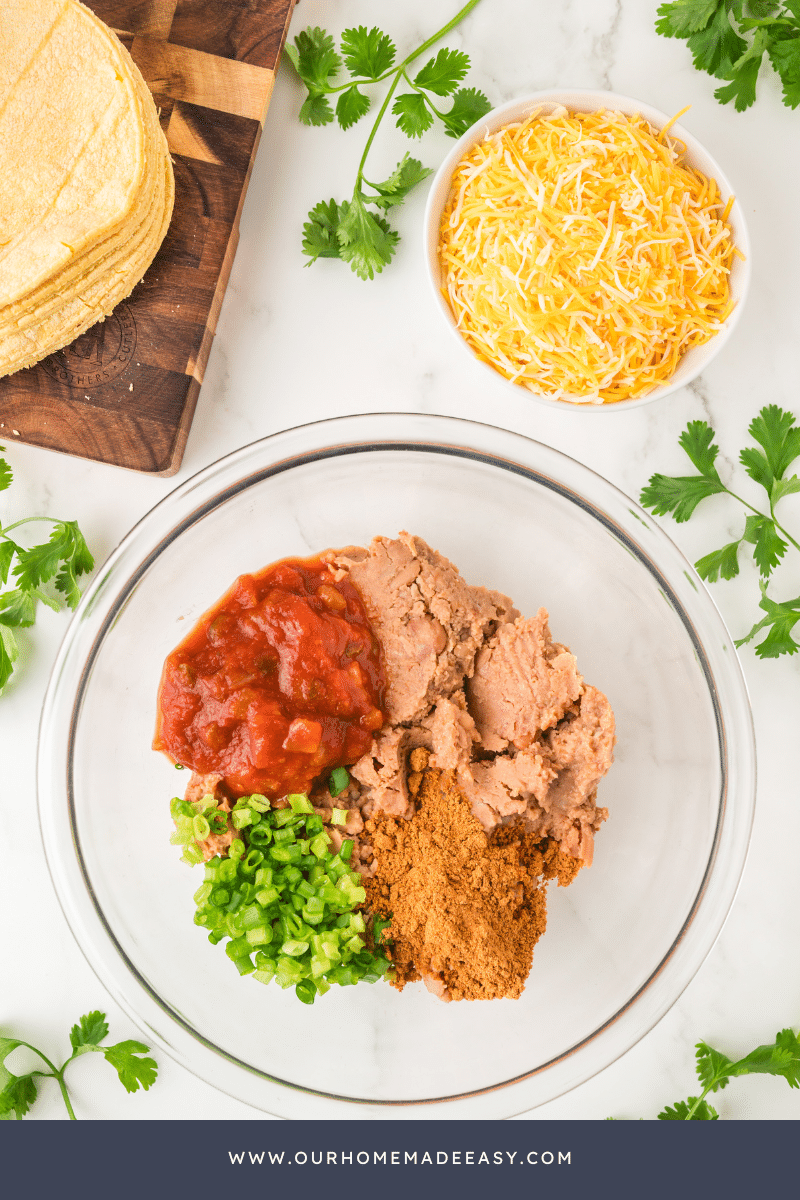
[424,89,751,412]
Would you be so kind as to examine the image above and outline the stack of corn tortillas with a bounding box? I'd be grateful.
[0,0,174,379]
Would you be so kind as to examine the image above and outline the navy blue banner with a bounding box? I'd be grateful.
[1,1119,793,1199]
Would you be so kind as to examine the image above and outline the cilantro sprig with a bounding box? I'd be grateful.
[656,1,800,111]
[0,1011,157,1120]
[660,1026,800,1118]
[640,406,800,658]
[0,446,93,690]
[286,1,491,279]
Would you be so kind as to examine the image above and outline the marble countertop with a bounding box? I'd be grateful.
[4,0,800,1120]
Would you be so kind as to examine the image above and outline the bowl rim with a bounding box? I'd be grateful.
[423,88,752,414]
[37,411,757,1118]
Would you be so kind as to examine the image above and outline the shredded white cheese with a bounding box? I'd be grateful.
[438,108,740,404]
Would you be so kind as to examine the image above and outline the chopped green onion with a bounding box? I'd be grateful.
[310,832,331,859]
[246,926,272,946]
[177,797,392,1003]
[328,767,350,798]
[192,815,211,840]
[247,794,271,812]
[295,979,316,1005]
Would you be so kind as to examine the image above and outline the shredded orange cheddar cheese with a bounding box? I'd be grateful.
[438,108,737,404]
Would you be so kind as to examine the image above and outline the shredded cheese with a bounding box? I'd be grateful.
[437,108,738,404]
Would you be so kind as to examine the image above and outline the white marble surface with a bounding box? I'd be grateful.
[3,0,800,1120]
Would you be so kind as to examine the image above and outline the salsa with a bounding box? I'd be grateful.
[154,556,386,798]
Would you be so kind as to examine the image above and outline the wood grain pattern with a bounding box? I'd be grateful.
[0,0,297,475]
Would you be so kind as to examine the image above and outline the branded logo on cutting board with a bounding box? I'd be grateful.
[42,303,137,389]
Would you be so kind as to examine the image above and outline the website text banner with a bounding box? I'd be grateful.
[3,1119,792,1199]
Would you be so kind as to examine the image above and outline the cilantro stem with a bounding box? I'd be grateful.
[352,0,483,187]
[316,0,485,96]
[15,1041,58,1075]
[1,516,59,535]
[391,0,484,76]
[721,485,800,556]
[54,1069,78,1121]
[12,1042,78,1120]
[355,70,404,185]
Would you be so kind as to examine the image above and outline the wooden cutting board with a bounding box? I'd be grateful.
[0,0,298,475]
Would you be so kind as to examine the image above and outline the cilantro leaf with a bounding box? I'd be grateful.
[0,1073,37,1120]
[0,587,37,627]
[747,1,782,16]
[753,612,800,657]
[770,474,800,504]
[658,1095,719,1120]
[747,405,800,482]
[340,26,395,79]
[655,1,722,39]
[728,1029,800,1086]
[769,32,800,108]
[103,1041,158,1094]
[656,0,800,110]
[0,1035,24,1062]
[640,472,726,522]
[640,420,728,520]
[298,93,334,127]
[70,1011,109,1051]
[413,48,470,97]
[442,86,493,138]
[737,589,800,657]
[689,4,748,79]
[715,42,765,111]
[52,521,94,610]
[695,539,741,582]
[695,1040,735,1091]
[337,198,399,280]
[12,522,72,590]
[392,92,434,139]
[0,451,11,492]
[0,540,19,586]
[286,27,341,93]
[335,85,370,131]
[0,625,18,690]
[739,446,774,494]
[302,199,343,264]
[679,420,722,477]
[742,513,787,576]
[366,154,433,209]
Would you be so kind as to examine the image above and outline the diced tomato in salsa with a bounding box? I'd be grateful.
[154,556,386,798]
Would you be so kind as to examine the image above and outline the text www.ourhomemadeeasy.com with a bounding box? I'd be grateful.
[228,1150,571,1166]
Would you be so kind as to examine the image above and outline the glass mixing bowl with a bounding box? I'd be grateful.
[38,413,755,1118]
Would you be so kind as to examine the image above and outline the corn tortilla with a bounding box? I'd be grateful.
[0,0,174,378]
[0,66,166,335]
